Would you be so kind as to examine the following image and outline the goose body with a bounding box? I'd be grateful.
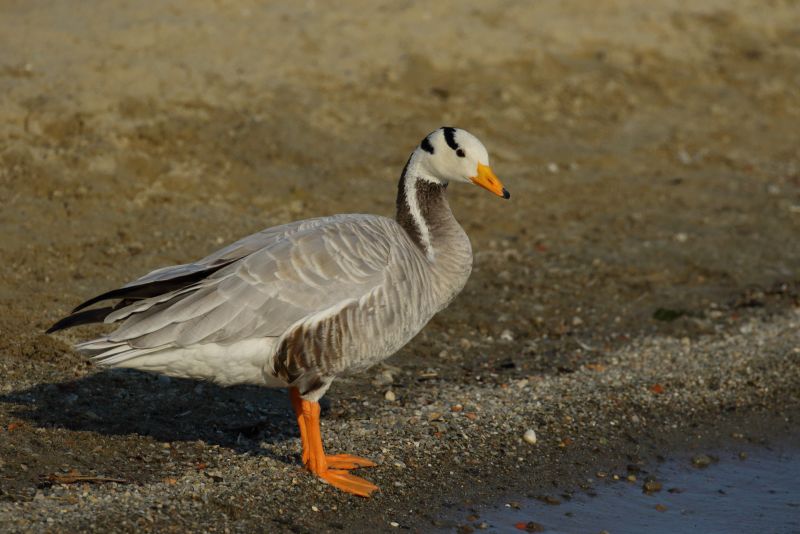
[48,127,509,496]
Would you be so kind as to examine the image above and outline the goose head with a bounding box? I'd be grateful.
[414,127,510,199]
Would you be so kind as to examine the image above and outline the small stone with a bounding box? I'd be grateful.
[539,495,560,505]
[523,429,537,445]
[204,471,224,482]
[692,454,715,468]
[572,316,583,326]
[312,505,319,512]
[500,329,514,341]
[385,390,396,402]
[390,521,399,527]
[373,370,394,386]
[643,478,662,493]
[515,521,545,533]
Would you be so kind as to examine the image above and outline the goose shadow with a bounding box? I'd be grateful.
[0,368,332,460]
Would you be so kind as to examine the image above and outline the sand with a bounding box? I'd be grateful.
[1,1,799,531]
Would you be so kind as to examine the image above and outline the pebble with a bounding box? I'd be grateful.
[516,521,545,533]
[523,429,537,445]
[500,329,514,342]
[390,521,399,527]
[373,370,394,386]
[692,454,715,468]
[385,390,396,402]
[643,477,662,493]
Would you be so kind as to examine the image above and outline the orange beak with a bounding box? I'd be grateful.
[471,163,510,199]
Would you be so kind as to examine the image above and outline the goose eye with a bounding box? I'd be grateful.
[456,149,466,158]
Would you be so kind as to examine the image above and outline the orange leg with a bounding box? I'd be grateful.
[288,387,378,497]
[289,387,310,466]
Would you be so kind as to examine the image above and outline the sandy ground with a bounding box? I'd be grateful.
[1,0,799,531]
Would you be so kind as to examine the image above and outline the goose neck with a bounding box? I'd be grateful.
[395,157,460,261]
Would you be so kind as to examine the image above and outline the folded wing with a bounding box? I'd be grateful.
[51,215,399,358]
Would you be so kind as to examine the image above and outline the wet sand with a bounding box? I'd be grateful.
[1,1,799,531]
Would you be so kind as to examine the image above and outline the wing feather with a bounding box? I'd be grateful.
[104,215,403,352]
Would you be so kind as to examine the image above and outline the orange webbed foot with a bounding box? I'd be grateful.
[319,469,379,497]
[324,454,377,470]
[290,388,380,498]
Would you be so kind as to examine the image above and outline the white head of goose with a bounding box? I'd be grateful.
[47,127,509,497]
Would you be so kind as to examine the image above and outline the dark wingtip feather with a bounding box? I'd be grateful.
[71,290,118,314]
[70,259,237,314]
[46,306,114,334]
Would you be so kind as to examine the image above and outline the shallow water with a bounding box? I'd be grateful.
[454,444,800,534]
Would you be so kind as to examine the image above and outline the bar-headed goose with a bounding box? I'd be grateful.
[48,127,510,497]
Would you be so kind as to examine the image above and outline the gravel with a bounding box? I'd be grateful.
[2,308,798,532]
[1,1,800,532]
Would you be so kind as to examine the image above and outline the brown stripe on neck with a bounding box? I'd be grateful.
[395,161,447,252]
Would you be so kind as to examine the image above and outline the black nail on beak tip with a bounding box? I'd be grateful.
[502,188,511,199]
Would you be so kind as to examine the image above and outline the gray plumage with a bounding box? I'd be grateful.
[49,127,504,402]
